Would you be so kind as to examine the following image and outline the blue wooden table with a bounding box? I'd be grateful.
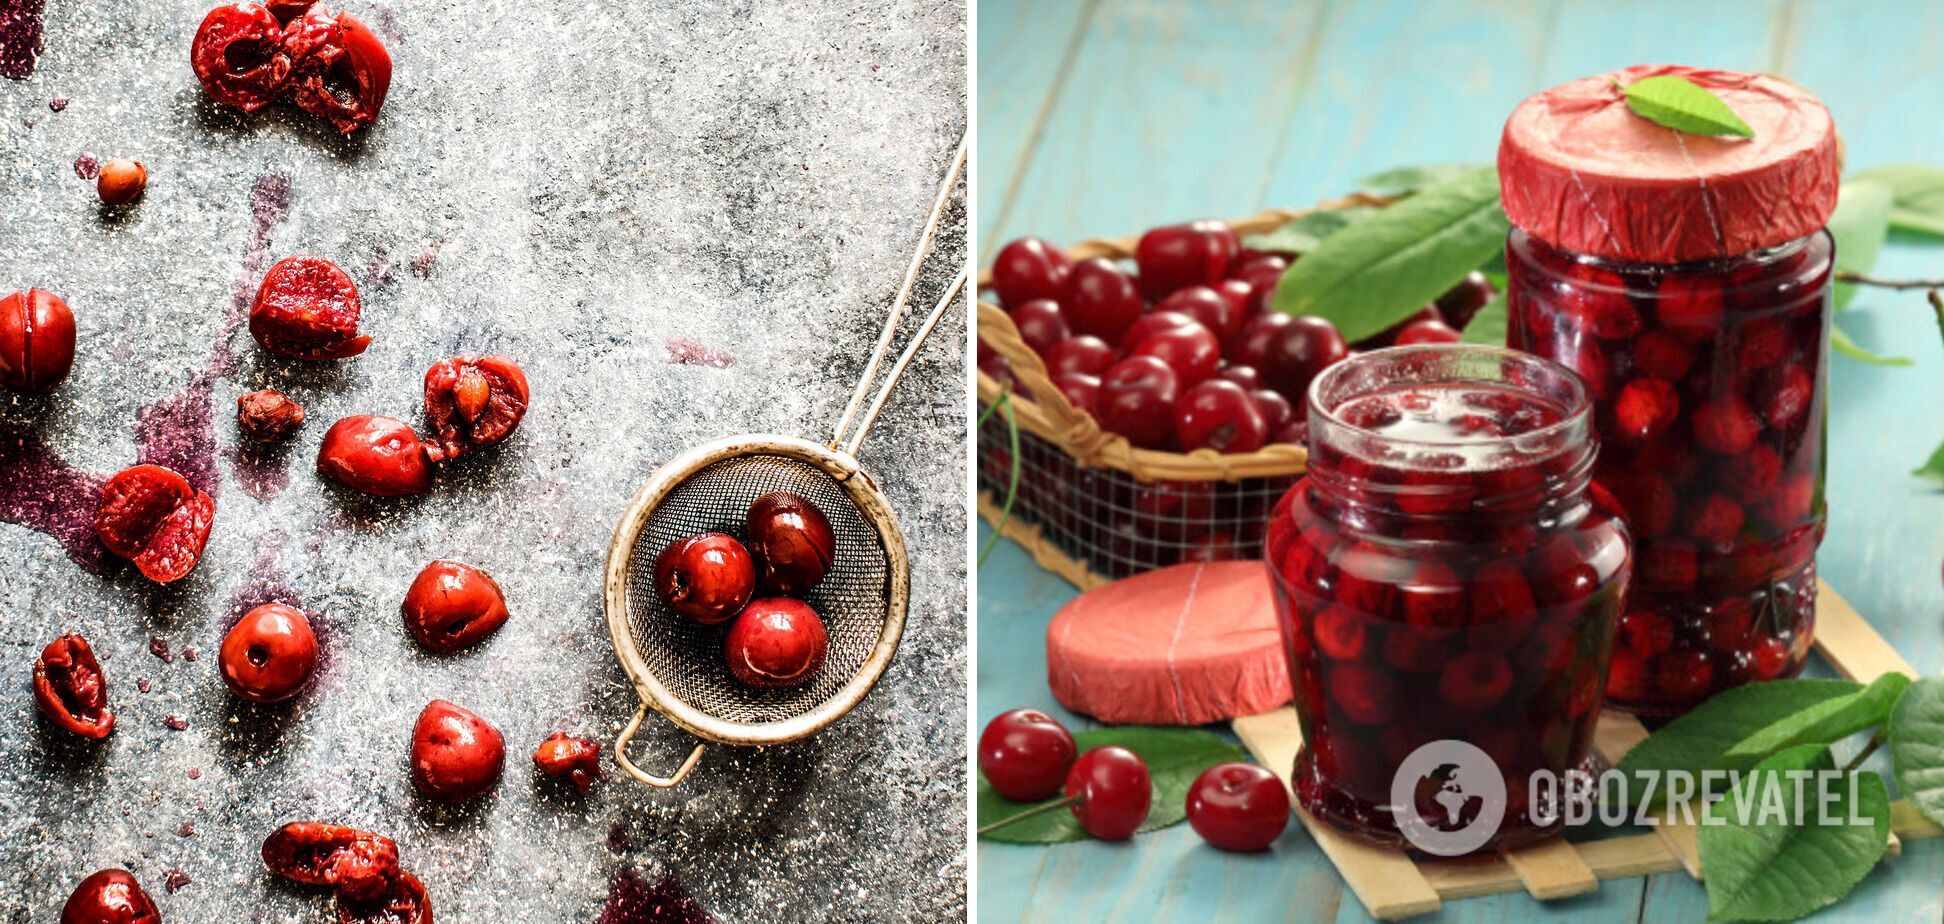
[975,1,1944,920]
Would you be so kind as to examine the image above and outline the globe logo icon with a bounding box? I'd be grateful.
[1390,739,1506,856]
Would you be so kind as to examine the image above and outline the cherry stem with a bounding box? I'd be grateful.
[978,794,1078,836]
[1834,271,1944,291]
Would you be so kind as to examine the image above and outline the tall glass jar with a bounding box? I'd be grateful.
[1265,346,1630,854]
[1497,65,1840,714]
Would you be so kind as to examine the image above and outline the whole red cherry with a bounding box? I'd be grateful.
[33,633,114,739]
[1231,311,1292,370]
[282,7,393,134]
[251,255,371,360]
[317,415,435,497]
[220,603,319,703]
[725,597,828,689]
[1061,257,1144,343]
[0,288,77,392]
[337,870,432,924]
[745,492,836,595]
[1135,221,1239,298]
[1174,379,1269,454]
[1042,335,1116,378]
[1126,317,1220,388]
[1006,299,1071,355]
[422,355,530,463]
[190,2,293,112]
[401,560,511,652]
[1064,745,1153,840]
[653,533,754,625]
[261,822,400,898]
[1050,371,1100,414]
[60,869,159,924]
[1155,285,1245,349]
[978,708,1077,801]
[95,464,215,583]
[1395,318,1462,345]
[990,238,1072,309]
[411,699,505,802]
[1258,315,1349,401]
[1185,762,1290,851]
[1096,356,1180,449]
[532,732,602,792]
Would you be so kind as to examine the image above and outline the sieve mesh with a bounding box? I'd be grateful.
[623,452,892,727]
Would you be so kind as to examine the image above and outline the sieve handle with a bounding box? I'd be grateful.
[613,703,707,788]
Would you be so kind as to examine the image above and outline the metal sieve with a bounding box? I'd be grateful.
[603,138,967,787]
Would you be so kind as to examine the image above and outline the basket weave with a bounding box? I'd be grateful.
[975,196,1392,582]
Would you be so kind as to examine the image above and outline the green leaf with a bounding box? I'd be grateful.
[1914,440,1944,486]
[1357,163,1487,197]
[1270,166,1511,343]
[1622,75,1755,139]
[1242,206,1377,254]
[1699,745,1890,922]
[1827,181,1894,310]
[1458,290,1508,345]
[1890,675,1944,827]
[1720,673,1910,767]
[1831,326,1914,367]
[977,727,1248,843]
[1616,679,1864,806]
[1847,165,1944,237]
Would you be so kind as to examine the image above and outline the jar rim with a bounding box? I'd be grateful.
[1306,343,1593,458]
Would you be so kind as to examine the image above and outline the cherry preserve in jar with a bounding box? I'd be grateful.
[1265,346,1631,853]
[1499,65,1840,714]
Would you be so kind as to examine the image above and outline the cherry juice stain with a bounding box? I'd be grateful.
[598,870,711,924]
[0,424,107,571]
[0,0,46,80]
[137,374,219,498]
[665,337,735,369]
[214,170,293,373]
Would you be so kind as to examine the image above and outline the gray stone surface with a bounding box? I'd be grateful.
[0,1,968,920]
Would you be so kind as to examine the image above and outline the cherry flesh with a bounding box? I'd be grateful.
[1007,299,1070,354]
[725,597,828,689]
[261,821,401,899]
[191,3,293,112]
[237,388,306,443]
[336,870,432,924]
[95,464,216,583]
[1096,355,1180,449]
[33,633,115,739]
[220,603,319,703]
[990,238,1072,309]
[422,354,530,462]
[745,492,836,595]
[1174,379,1268,454]
[1064,745,1153,840]
[0,288,76,392]
[60,869,159,924]
[533,732,602,792]
[653,533,755,625]
[411,699,505,802]
[282,7,393,134]
[251,255,371,360]
[1061,258,1144,343]
[317,415,435,497]
[1135,221,1239,298]
[978,708,1077,801]
[1185,762,1290,851]
[401,560,511,652]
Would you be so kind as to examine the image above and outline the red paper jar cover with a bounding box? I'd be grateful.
[1047,561,1290,726]
[1498,64,1839,264]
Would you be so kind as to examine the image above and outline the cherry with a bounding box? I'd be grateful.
[533,732,602,792]
[60,870,159,924]
[1398,562,1465,638]
[1212,364,1261,390]
[1736,322,1788,369]
[95,464,216,583]
[1135,221,1239,298]
[1613,378,1680,441]
[1232,311,1292,370]
[745,491,837,595]
[261,822,401,898]
[1156,285,1245,348]
[1749,636,1792,680]
[411,699,506,802]
[724,597,829,688]
[0,288,76,392]
[990,237,1072,309]
[1042,335,1116,378]
[1064,745,1153,840]
[1061,258,1144,342]
[1185,762,1290,852]
[422,355,530,462]
[33,633,114,739]
[317,416,435,497]
[976,341,1013,387]
[1096,356,1180,449]
[1656,650,1716,701]
[1050,371,1099,414]
[1438,651,1513,710]
[237,388,306,443]
[1558,267,1641,340]
[653,534,755,625]
[1229,254,1288,312]
[1606,649,1649,701]
[265,0,318,24]
[978,708,1077,801]
[1620,609,1674,657]
[1395,318,1461,345]
[1760,364,1814,430]
[1358,305,1441,349]
[190,3,293,112]
[1257,316,1348,402]
[1174,380,1267,454]
[282,7,393,134]
[336,870,432,924]
[220,603,319,703]
[1466,561,1538,647]
[1325,662,1395,724]
[1688,493,1746,546]
[96,158,147,206]
[402,560,512,651]
[1435,271,1494,329]
[251,255,371,360]
[1727,446,1782,504]
[1692,396,1762,455]
[1632,330,1696,380]
[1654,276,1725,340]
[1007,299,1070,355]
[1250,389,1294,433]
[1116,310,1197,352]
[1127,317,1220,387]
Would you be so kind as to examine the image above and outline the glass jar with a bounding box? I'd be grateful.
[1507,230,1830,713]
[1265,346,1630,853]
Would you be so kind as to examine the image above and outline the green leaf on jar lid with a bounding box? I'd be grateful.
[1620,75,1755,139]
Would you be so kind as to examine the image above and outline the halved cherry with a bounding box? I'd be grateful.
[401,560,510,653]
[34,633,115,739]
[95,464,216,583]
[336,870,431,924]
[283,7,393,134]
[190,3,293,112]
[422,355,530,463]
[261,821,401,899]
[250,255,371,360]
[317,416,435,497]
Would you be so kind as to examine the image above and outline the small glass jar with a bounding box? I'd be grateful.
[1497,65,1840,714]
[1265,346,1630,853]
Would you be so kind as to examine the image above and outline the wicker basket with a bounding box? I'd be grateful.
[975,196,1393,586]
